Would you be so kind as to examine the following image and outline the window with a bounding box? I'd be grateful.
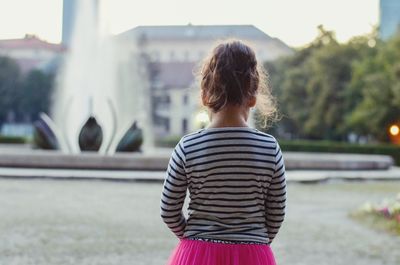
[182,118,188,133]
[183,94,189,105]
[163,94,170,104]
[165,118,170,132]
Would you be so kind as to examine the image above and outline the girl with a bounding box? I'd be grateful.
[160,40,286,265]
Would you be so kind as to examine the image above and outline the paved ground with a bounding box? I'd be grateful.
[0,178,399,265]
[1,166,400,183]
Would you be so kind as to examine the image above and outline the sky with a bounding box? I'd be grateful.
[0,0,379,47]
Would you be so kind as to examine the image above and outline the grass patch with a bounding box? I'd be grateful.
[351,192,400,236]
[350,211,400,236]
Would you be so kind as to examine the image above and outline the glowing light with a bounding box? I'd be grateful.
[196,111,209,126]
[367,39,376,48]
[389,124,400,136]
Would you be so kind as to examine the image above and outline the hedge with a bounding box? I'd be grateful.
[155,136,181,148]
[156,137,400,166]
[0,135,27,144]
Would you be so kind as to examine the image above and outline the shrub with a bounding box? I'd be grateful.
[155,136,181,148]
[351,193,400,235]
[156,137,400,166]
[0,135,27,144]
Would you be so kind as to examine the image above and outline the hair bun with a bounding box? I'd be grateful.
[199,39,278,128]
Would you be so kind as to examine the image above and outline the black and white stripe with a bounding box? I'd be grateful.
[160,127,286,245]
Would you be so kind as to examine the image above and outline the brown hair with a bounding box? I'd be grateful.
[199,39,278,127]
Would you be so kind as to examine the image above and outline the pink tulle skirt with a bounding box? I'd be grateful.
[167,238,277,265]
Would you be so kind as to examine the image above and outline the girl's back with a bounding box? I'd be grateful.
[181,127,286,245]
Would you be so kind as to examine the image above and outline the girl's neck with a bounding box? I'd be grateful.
[207,105,250,128]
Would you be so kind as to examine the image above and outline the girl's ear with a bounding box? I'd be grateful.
[248,96,256,108]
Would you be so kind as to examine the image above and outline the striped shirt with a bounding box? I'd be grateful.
[160,126,286,245]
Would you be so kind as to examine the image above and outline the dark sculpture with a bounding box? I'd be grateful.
[78,116,103,151]
[33,116,60,150]
[33,97,144,154]
[116,121,143,152]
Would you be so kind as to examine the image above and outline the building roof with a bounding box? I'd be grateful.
[0,35,65,52]
[120,24,275,41]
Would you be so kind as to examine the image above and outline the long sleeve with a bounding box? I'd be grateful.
[160,138,188,238]
[265,140,287,244]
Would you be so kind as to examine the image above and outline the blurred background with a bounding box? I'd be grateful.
[0,0,399,264]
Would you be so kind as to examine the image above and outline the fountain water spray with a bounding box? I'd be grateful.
[49,0,154,154]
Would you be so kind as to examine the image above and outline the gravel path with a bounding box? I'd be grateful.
[0,178,399,265]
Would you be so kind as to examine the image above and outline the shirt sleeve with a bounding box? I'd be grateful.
[265,140,287,244]
[160,138,188,238]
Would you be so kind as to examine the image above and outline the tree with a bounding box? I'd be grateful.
[18,70,54,122]
[0,56,21,124]
[263,26,379,141]
[347,33,400,141]
[303,39,368,140]
[0,56,54,125]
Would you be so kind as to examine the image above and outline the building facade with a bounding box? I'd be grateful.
[0,34,64,73]
[380,0,400,40]
[119,25,292,138]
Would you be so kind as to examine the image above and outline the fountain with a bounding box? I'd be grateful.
[33,0,150,154]
[6,0,164,175]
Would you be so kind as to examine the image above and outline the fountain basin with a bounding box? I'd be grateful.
[0,149,394,171]
[0,149,170,171]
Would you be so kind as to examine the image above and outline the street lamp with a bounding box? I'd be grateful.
[389,124,400,144]
[389,124,399,136]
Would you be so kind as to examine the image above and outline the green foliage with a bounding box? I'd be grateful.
[155,135,181,147]
[0,56,54,125]
[0,56,21,123]
[351,211,400,236]
[347,34,400,141]
[264,26,400,143]
[351,193,400,236]
[18,70,54,121]
[0,135,27,144]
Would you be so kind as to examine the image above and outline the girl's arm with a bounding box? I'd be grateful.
[265,140,287,244]
[160,139,188,238]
